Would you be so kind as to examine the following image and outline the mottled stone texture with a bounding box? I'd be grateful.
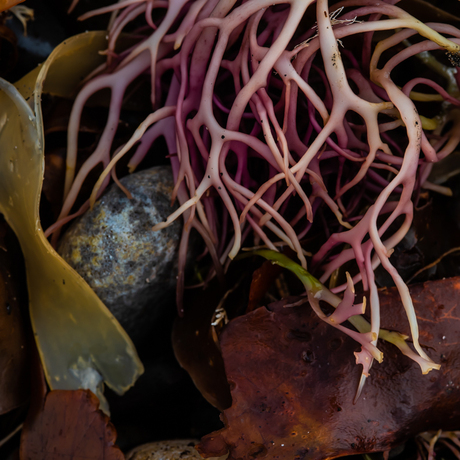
[126,439,225,460]
[58,166,181,342]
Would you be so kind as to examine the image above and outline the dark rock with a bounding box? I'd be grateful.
[58,166,181,343]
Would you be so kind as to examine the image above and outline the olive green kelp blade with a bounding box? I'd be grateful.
[0,32,144,402]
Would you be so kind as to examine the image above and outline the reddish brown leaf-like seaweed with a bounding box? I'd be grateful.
[0,221,30,415]
[20,389,124,460]
[198,277,460,460]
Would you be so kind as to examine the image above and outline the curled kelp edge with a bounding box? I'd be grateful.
[0,31,144,412]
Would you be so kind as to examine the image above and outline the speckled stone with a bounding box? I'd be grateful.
[126,439,226,460]
[58,166,181,342]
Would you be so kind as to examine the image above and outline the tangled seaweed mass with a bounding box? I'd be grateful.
[51,0,460,410]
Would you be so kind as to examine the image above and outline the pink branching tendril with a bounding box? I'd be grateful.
[55,0,460,382]
[417,431,460,460]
